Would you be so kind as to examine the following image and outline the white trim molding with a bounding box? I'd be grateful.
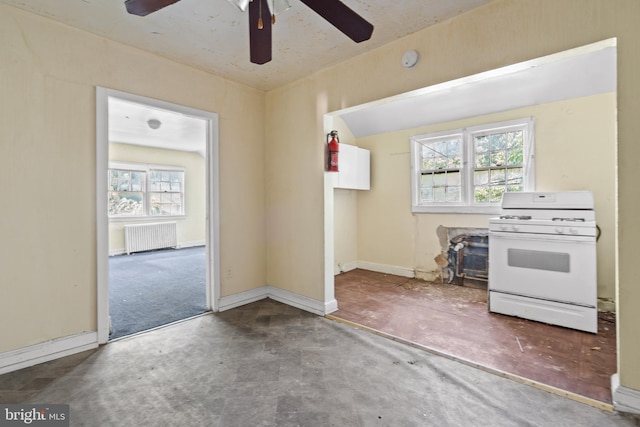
[267,286,329,316]
[109,241,205,257]
[611,374,640,414]
[0,332,98,375]
[218,287,269,312]
[336,261,359,274]
[218,286,331,316]
[96,87,221,342]
[335,261,442,282]
[355,261,416,278]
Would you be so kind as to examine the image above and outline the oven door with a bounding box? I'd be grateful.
[488,231,597,306]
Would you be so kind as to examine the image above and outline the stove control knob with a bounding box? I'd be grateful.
[555,226,564,234]
[569,227,579,234]
[512,225,520,232]
[500,224,508,231]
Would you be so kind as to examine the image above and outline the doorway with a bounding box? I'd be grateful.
[96,88,221,344]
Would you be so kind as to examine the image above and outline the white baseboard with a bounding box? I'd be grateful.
[109,241,206,256]
[177,240,206,249]
[218,286,269,312]
[335,261,441,282]
[1,286,328,376]
[336,261,359,274]
[0,332,98,375]
[611,373,640,414]
[217,285,331,317]
[324,298,338,315]
[354,261,415,278]
[266,286,328,316]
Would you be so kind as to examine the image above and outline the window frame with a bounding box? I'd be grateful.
[410,117,535,214]
[108,161,186,220]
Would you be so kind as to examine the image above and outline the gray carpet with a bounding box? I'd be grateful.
[109,246,207,339]
[3,299,639,426]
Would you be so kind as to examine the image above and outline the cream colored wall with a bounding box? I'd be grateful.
[355,94,616,304]
[331,118,359,274]
[333,190,358,274]
[0,5,266,352]
[266,0,640,391]
[108,143,206,252]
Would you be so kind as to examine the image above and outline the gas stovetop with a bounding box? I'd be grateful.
[490,191,597,236]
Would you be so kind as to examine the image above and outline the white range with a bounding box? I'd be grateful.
[488,191,598,333]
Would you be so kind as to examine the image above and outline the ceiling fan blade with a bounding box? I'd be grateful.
[299,0,373,43]
[249,0,272,65]
[124,0,180,16]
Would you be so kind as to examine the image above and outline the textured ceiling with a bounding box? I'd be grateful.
[0,0,493,91]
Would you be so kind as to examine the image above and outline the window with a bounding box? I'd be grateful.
[410,118,534,213]
[108,162,185,218]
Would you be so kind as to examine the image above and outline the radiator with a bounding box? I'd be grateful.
[124,222,177,255]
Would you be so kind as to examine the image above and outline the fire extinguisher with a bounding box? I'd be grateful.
[327,130,339,172]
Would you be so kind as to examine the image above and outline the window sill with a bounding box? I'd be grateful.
[411,205,501,215]
[108,215,186,222]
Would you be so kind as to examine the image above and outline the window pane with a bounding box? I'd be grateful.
[474,170,489,185]
[421,174,433,188]
[434,157,447,170]
[447,140,462,168]
[433,187,446,202]
[474,186,489,203]
[475,135,489,153]
[446,186,461,202]
[130,172,143,191]
[491,187,506,203]
[490,151,506,167]
[160,182,170,192]
[507,147,524,165]
[433,173,446,186]
[117,172,130,191]
[475,153,490,168]
[507,130,523,149]
[422,158,436,170]
[108,192,143,216]
[490,169,506,186]
[506,168,523,185]
[420,187,433,202]
[489,133,507,151]
[446,171,461,186]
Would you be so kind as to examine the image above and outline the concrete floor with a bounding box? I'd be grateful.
[1,299,639,426]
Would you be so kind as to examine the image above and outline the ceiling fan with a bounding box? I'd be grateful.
[124,0,374,65]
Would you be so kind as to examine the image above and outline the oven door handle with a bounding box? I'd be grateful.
[489,231,596,243]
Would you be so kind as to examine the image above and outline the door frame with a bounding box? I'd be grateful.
[96,87,221,344]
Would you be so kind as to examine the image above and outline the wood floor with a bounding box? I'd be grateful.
[331,269,617,406]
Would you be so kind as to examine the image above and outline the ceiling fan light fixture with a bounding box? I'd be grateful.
[268,0,291,15]
[228,0,250,12]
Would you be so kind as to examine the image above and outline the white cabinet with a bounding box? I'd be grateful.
[332,144,370,190]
